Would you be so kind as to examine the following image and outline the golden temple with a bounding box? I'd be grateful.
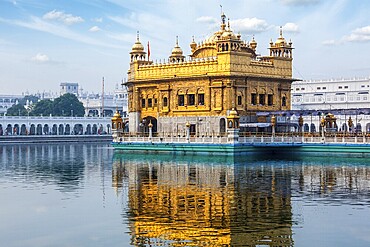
[124,12,295,135]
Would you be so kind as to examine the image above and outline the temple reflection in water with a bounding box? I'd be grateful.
[113,154,294,246]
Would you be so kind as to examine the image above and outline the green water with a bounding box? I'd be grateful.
[0,144,369,246]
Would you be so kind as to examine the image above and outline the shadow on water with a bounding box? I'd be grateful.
[112,151,370,246]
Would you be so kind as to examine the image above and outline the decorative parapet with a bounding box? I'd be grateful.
[133,58,220,80]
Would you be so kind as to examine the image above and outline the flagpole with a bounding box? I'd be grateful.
[147,41,150,61]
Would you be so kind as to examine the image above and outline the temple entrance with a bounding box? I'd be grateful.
[220,118,226,135]
[140,116,157,135]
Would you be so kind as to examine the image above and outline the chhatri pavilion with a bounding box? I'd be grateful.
[124,12,295,135]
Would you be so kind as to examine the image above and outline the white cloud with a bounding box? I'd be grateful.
[282,22,299,33]
[280,0,320,6]
[0,16,122,48]
[93,17,103,23]
[196,16,217,24]
[322,40,336,46]
[231,18,270,33]
[43,10,84,25]
[343,26,370,42]
[31,53,50,63]
[89,26,101,32]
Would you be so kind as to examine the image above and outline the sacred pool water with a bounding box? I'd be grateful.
[0,143,369,247]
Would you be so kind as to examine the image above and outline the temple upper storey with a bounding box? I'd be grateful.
[127,13,293,82]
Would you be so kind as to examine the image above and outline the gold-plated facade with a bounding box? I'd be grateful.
[125,13,295,134]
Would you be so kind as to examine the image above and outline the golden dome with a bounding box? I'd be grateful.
[132,40,144,52]
[111,110,122,121]
[131,31,144,52]
[227,108,240,121]
[171,36,183,55]
[275,26,287,45]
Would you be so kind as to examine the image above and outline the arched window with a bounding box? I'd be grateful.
[163,97,168,107]
[282,96,287,106]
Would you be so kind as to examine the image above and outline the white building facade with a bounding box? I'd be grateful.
[292,77,370,110]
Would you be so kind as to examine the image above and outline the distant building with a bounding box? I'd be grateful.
[79,83,128,117]
[60,82,79,96]
[291,77,370,110]
[0,95,21,115]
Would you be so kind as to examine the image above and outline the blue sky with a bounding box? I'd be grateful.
[0,0,370,94]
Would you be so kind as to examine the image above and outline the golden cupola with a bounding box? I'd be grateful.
[269,26,294,58]
[169,36,185,62]
[249,36,257,52]
[130,31,147,62]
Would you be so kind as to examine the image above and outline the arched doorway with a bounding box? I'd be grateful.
[20,124,27,135]
[58,124,64,135]
[30,124,36,135]
[92,124,98,134]
[13,124,20,135]
[65,124,71,135]
[86,124,92,135]
[6,124,12,135]
[74,124,83,135]
[140,116,157,134]
[52,124,58,135]
[220,118,226,135]
[43,124,49,135]
[36,124,42,135]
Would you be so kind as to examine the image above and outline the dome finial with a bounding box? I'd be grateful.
[136,31,140,42]
[220,6,226,30]
[176,35,179,46]
[227,18,230,30]
[279,26,283,38]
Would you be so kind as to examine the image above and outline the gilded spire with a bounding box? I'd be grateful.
[221,11,226,30]
[279,26,283,38]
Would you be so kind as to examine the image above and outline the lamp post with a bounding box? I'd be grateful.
[299,115,304,143]
[148,120,153,142]
[186,121,190,143]
[320,113,325,143]
[271,115,276,142]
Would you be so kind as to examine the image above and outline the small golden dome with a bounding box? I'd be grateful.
[111,110,122,121]
[171,38,183,55]
[132,40,144,52]
[229,108,238,116]
[275,26,286,45]
[131,31,144,52]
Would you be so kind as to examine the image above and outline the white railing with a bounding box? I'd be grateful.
[113,132,370,145]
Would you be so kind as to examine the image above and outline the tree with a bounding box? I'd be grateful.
[53,93,85,117]
[31,99,53,116]
[18,95,39,106]
[6,104,28,116]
